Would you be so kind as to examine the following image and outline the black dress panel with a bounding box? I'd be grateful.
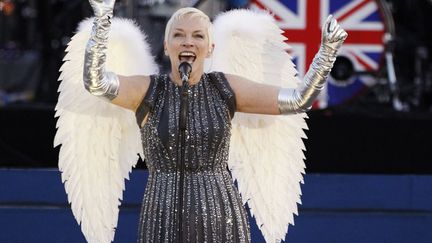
[137,72,250,243]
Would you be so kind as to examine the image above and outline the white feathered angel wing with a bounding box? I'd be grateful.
[206,10,308,242]
[54,18,158,243]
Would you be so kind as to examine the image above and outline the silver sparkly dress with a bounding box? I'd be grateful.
[136,72,251,243]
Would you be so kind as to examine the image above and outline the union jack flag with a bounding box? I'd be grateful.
[250,0,387,107]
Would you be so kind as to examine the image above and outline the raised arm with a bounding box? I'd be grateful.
[84,0,149,111]
[278,15,347,114]
[227,15,347,115]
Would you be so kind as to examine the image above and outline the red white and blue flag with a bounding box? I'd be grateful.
[250,0,387,107]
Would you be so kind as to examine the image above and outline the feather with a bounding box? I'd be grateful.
[207,9,308,243]
[55,18,158,243]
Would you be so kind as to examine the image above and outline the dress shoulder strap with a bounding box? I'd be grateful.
[207,72,237,119]
[135,75,163,126]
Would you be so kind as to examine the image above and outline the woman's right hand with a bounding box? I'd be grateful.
[88,0,116,18]
[84,0,118,101]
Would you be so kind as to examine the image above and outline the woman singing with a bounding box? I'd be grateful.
[56,0,347,242]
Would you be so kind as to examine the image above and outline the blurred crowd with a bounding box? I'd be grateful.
[0,0,431,110]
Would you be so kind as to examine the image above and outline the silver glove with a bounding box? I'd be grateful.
[83,0,119,100]
[278,15,348,114]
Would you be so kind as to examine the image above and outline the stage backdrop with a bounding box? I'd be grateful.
[1,169,432,243]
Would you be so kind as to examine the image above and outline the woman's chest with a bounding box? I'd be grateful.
[142,77,232,168]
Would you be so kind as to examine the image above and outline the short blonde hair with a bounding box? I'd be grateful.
[164,7,213,49]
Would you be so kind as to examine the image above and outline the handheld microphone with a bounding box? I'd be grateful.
[178,62,191,130]
[178,62,192,83]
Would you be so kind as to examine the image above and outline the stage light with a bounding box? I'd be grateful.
[0,0,15,16]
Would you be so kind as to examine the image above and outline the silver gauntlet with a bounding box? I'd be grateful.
[278,15,347,114]
[83,0,119,100]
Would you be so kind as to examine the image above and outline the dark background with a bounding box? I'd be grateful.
[0,0,431,173]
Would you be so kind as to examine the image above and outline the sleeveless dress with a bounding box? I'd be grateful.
[135,72,251,243]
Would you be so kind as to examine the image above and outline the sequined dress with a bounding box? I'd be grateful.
[136,72,251,242]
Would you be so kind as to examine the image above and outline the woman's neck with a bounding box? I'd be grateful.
[170,69,203,86]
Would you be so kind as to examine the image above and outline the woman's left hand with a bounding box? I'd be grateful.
[321,15,348,51]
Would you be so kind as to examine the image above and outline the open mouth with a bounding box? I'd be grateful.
[178,51,196,63]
